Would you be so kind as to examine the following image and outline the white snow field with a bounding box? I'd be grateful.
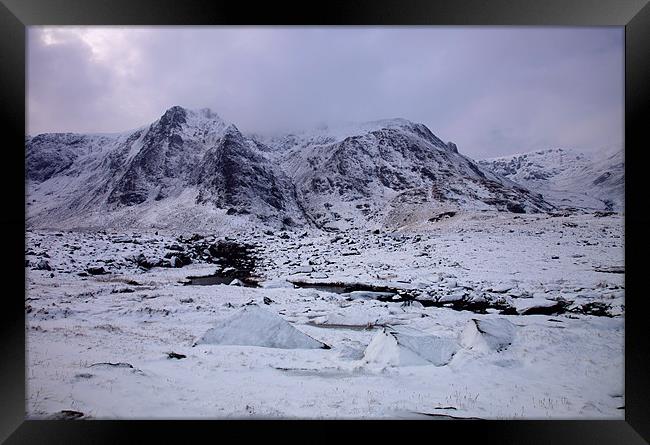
[25,211,624,419]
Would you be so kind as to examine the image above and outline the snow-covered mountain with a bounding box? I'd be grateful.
[261,119,551,230]
[478,148,624,212]
[26,106,553,231]
[27,107,306,230]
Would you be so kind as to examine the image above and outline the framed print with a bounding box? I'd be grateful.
[1,0,649,443]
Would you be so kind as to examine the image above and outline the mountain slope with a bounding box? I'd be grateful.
[265,119,552,230]
[478,148,624,212]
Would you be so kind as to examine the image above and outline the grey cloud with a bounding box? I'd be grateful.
[27,26,623,158]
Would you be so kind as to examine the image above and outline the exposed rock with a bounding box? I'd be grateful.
[48,410,85,420]
[89,362,134,369]
[167,352,187,359]
[128,253,164,270]
[169,256,181,268]
[593,266,624,274]
[446,141,459,153]
[35,259,51,271]
[512,298,567,315]
[429,211,457,222]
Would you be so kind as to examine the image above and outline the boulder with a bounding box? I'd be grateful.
[363,327,460,367]
[512,297,563,315]
[459,318,516,352]
[35,259,51,271]
[438,290,466,303]
[128,253,159,269]
[490,283,513,293]
[195,304,329,349]
[164,251,192,265]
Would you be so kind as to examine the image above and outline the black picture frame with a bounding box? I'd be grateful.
[1,0,648,443]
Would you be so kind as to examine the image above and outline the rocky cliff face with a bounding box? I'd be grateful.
[191,125,302,223]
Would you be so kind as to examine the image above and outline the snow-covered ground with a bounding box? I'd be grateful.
[25,211,624,419]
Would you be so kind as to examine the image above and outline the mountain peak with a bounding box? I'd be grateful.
[159,106,188,130]
[153,106,229,141]
[362,118,448,150]
[161,106,222,122]
[221,123,244,143]
[162,105,187,117]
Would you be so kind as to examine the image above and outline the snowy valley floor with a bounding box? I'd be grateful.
[25,211,625,419]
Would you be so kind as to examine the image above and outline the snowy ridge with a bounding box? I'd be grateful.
[478,148,624,212]
[259,118,448,153]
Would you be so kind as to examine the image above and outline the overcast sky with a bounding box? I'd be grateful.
[27,26,623,159]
